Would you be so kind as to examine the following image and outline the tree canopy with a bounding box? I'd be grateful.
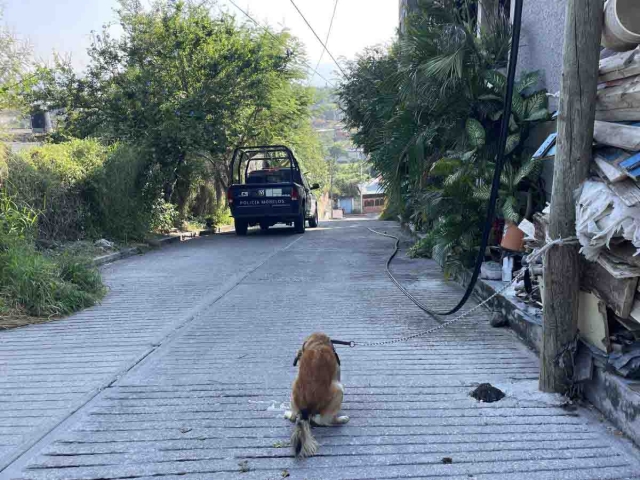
[31,0,326,205]
[338,0,549,274]
[0,8,33,111]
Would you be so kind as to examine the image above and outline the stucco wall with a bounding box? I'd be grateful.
[516,0,567,110]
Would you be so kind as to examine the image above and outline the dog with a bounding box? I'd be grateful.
[284,333,349,457]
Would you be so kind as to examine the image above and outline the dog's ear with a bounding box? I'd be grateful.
[293,349,302,367]
[293,341,306,367]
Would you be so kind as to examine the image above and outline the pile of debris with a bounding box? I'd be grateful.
[526,46,640,379]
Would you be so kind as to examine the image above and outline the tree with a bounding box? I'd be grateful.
[333,161,369,198]
[0,8,33,111]
[339,0,548,273]
[30,0,326,210]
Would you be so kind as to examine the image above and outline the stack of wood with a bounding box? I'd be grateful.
[531,203,640,357]
[577,48,640,357]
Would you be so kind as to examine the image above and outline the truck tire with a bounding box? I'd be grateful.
[235,219,248,236]
[308,208,319,228]
[294,211,306,234]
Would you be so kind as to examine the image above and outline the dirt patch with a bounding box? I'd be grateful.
[0,314,58,330]
[471,383,505,403]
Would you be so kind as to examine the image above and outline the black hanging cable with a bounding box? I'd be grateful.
[227,0,338,88]
[309,0,340,84]
[288,0,347,77]
[379,0,525,317]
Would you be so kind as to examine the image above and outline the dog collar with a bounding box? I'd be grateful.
[293,339,351,367]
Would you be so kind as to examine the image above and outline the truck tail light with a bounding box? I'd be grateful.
[291,189,299,201]
[227,188,234,205]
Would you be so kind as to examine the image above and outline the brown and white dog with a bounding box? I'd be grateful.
[284,333,349,457]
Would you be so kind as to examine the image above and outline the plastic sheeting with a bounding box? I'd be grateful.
[576,180,640,260]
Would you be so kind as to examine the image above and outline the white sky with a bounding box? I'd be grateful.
[5,0,399,87]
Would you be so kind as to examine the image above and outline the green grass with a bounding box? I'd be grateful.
[0,240,106,319]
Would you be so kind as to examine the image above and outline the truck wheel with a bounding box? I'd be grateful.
[308,208,319,228]
[294,211,306,234]
[235,219,248,236]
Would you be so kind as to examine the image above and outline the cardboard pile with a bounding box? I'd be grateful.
[524,48,640,374]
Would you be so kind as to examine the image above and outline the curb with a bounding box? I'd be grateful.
[92,226,234,267]
[93,247,144,267]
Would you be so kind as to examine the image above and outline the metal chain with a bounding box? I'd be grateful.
[355,267,526,347]
[350,228,578,349]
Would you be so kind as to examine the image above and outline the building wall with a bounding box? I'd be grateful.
[515,0,567,111]
[514,0,567,200]
[363,194,385,214]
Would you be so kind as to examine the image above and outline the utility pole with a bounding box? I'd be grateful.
[540,0,604,393]
[329,159,334,219]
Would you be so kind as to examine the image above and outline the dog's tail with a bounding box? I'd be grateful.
[291,409,318,458]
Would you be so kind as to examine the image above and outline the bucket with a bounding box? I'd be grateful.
[602,0,640,52]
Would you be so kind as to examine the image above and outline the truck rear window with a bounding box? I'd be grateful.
[247,169,292,184]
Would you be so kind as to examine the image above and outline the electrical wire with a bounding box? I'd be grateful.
[288,0,347,77]
[309,0,339,84]
[226,0,337,87]
[385,0,525,317]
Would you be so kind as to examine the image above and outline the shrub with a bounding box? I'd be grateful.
[208,204,232,227]
[150,199,180,234]
[6,139,109,240]
[0,185,106,319]
[0,193,38,243]
[84,144,159,241]
[408,234,436,259]
[0,238,105,317]
[56,253,104,295]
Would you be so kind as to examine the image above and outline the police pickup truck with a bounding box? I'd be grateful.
[227,146,320,235]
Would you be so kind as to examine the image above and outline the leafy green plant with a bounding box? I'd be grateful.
[0,192,38,242]
[84,143,159,241]
[0,241,105,318]
[6,139,109,240]
[150,199,180,234]
[56,253,105,296]
[339,0,549,274]
[0,172,105,320]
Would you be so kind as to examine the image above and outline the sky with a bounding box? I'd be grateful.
[4,0,399,87]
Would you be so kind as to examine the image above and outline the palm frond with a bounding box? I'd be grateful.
[423,47,466,84]
[505,133,521,155]
[502,196,520,223]
[516,71,540,94]
[466,118,485,149]
[473,182,491,200]
[514,156,542,184]
[511,93,525,120]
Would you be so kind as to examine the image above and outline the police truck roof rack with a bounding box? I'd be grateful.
[230,145,301,185]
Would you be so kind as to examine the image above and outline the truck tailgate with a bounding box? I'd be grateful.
[229,183,298,215]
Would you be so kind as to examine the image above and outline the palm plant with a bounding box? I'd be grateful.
[339,0,549,274]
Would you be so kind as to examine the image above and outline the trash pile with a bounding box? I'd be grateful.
[528,43,640,379]
[476,1,640,380]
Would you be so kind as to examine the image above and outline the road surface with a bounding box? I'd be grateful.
[1,219,639,479]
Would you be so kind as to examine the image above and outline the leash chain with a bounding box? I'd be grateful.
[351,228,579,348]
[354,269,525,347]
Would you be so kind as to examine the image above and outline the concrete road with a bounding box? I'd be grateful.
[1,219,639,479]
